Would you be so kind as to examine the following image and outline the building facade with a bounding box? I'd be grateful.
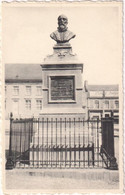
[5,64,43,119]
[84,82,119,120]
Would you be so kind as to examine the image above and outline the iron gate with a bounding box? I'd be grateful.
[100,117,118,170]
[6,114,118,169]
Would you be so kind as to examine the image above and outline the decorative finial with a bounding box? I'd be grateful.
[50,15,76,43]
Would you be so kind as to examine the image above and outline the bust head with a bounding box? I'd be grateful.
[58,15,68,32]
[50,14,76,43]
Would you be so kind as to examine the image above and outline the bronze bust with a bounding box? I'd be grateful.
[50,15,76,43]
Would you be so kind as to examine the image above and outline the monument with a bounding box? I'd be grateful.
[40,15,86,120]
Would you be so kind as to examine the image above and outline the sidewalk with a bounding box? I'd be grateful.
[5,168,119,190]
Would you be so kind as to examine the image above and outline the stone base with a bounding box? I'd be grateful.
[39,108,86,120]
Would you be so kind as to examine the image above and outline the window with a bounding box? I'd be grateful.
[36,100,42,110]
[25,99,31,110]
[115,100,119,109]
[89,100,93,108]
[95,100,99,109]
[105,114,110,118]
[36,86,42,96]
[13,86,19,95]
[105,100,109,109]
[26,86,31,95]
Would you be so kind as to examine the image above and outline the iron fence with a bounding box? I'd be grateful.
[6,114,118,169]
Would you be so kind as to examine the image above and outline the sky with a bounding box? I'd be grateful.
[2,2,122,85]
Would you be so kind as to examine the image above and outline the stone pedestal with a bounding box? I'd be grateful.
[40,43,86,120]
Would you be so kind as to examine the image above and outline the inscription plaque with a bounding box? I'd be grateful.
[51,76,75,100]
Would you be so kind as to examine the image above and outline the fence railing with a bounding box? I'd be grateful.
[6,114,118,170]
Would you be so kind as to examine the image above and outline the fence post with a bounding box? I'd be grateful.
[6,113,15,169]
[101,117,118,170]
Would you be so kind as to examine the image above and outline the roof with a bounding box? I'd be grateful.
[5,64,42,82]
[87,85,118,91]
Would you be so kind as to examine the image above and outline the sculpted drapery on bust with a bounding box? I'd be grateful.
[50,15,76,43]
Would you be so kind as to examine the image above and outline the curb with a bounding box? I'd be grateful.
[6,169,119,182]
